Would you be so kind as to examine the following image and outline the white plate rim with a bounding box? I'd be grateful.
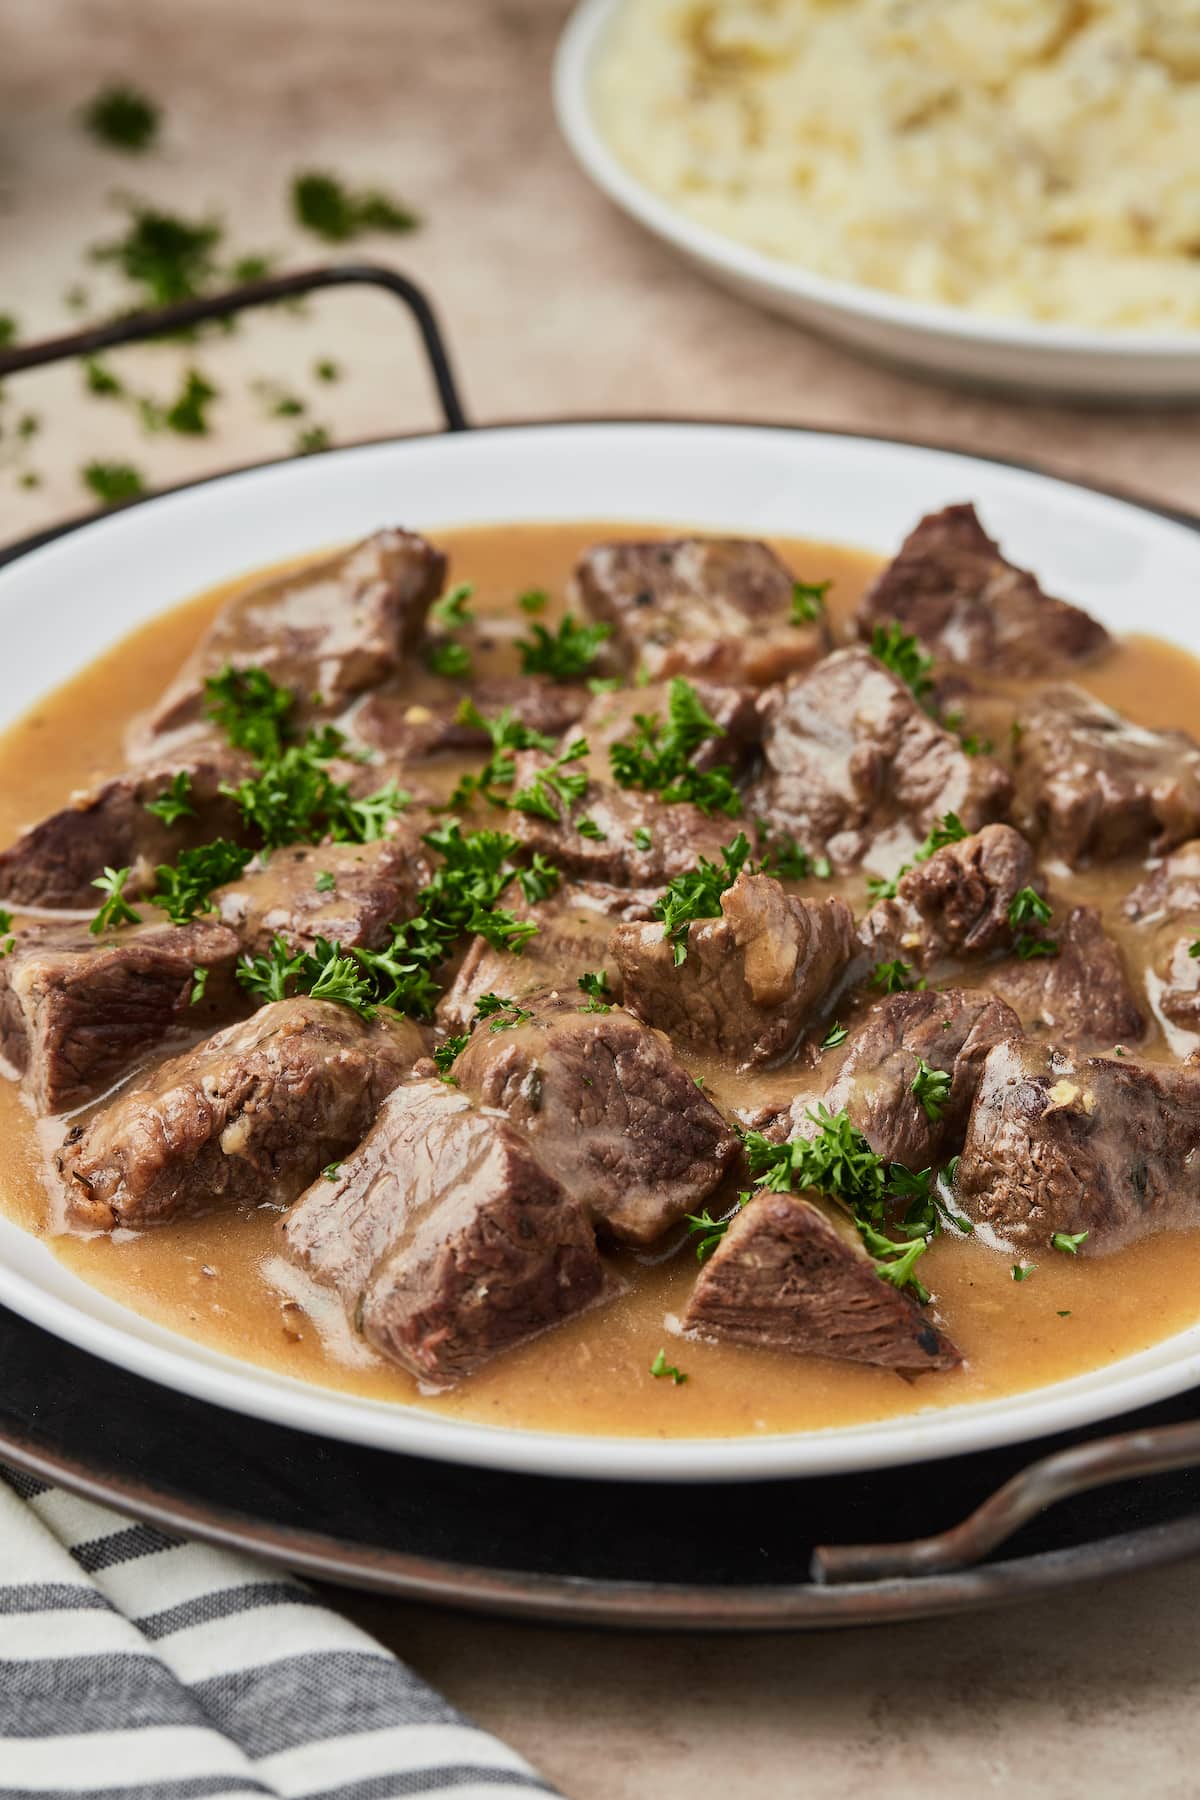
[553,0,1200,362]
[1,415,1199,1484]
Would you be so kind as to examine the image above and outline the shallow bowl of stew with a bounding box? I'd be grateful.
[1,419,1199,1483]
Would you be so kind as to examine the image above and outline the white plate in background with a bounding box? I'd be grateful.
[553,0,1200,403]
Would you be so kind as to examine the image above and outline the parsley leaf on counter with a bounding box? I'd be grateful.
[610,677,740,818]
[164,367,219,436]
[82,84,161,153]
[144,770,195,825]
[516,614,611,682]
[655,831,751,965]
[292,171,419,242]
[91,203,223,307]
[89,865,142,935]
[82,460,145,506]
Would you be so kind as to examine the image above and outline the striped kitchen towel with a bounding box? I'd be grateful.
[0,1466,559,1800]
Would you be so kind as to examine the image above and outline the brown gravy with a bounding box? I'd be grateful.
[2,520,1199,1438]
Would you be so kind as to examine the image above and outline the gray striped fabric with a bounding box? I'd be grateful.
[0,1467,559,1800]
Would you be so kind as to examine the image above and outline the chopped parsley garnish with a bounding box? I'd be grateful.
[205,664,294,760]
[869,621,934,703]
[609,678,740,817]
[911,1057,951,1122]
[0,314,18,347]
[655,831,751,965]
[870,958,916,994]
[85,357,123,397]
[91,202,222,307]
[291,171,419,241]
[315,870,337,894]
[219,732,406,850]
[1008,885,1058,959]
[434,1034,468,1078]
[820,1021,848,1052]
[756,833,821,881]
[632,826,652,852]
[1189,941,1200,960]
[82,460,145,506]
[576,817,605,840]
[163,368,218,436]
[323,1162,343,1180]
[685,1196,748,1261]
[790,579,830,623]
[510,740,589,823]
[294,424,331,456]
[430,583,475,630]
[447,703,556,811]
[588,676,622,696]
[237,934,377,1017]
[151,839,254,924]
[744,1106,940,1300]
[649,1349,687,1385]
[144,770,195,825]
[1011,1263,1037,1282]
[89,866,141,935]
[189,966,208,1006]
[82,84,161,152]
[315,359,340,383]
[518,589,547,614]
[427,641,472,679]
[578,970,612,1013]
[517,853,561,904]
[475,992,534,1031]
[866,811,968,902]
[516,615,611,682]
[1051,1230,1089,1255]
[0,909,14,956]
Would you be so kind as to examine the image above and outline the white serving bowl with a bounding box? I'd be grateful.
[553,0,1200,403]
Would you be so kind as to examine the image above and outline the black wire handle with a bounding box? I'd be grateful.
[0,262,470,433]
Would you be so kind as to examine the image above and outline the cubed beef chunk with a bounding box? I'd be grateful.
[956,1038,1200,1254]
[283,1080,605,1383]
[681,1192,960,1372]
[744,649,1012,875]
[213,831,428,959]
[766,988,1020,1170]
[435,881,639,1034]
[612,873,856,1069]
[1013,686,1200,865]
[0,918,243,1114]
[987,905,1144,1047]
[572,680,761,777]
[508,757,737,888]
[859,824,1043,974]
[57,998,421,1231]
[451,990,741,1245]
[1124,842,1200,1032]
[348,675,589,763]
[0,748,253,910]
[855,503,1109,676]
[572,537,829,686]
[136,529,446,750]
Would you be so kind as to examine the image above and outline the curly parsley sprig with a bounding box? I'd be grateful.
[609,678,740,818]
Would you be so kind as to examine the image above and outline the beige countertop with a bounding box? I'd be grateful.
[5,3,1200,1796]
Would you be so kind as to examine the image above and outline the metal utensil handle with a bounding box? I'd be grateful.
[0,262,470,433]
[813,1415,1200,1584]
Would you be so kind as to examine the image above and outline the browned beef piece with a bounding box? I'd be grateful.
[283,1080,605,1383]
[508,756,737,888]
[0,918,243,1114]
[855,504,1109,676]
[859,824,1043,974]
[572,538,829,686]
[987,905,1144,1047]
[435,881,641,1033]
[213,831,428,959]
[349,675,589,762]
[767,988,1020,1170]
[1013,686,1200,865]
[57,999,422,1231]
[0,748,253,909]
[451,990,742,1245]
[744,649,1012,875]
[137,529,446,750]
[1124,842,1200,1030]
[955,1038,1200,1254]
[573,680,761,777]
[681,1192,960,1372]
[611,873,856,1069]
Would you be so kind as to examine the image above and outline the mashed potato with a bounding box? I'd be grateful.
[591,0,1200,331]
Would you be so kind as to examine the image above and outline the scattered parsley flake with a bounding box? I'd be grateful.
[315,871,337,894]
[655,832,751,965]
[510,740,590,824]
[650,1349,687,1385]
[84,357,123,397]
[870,621,934,702]
[517,853,561,905]
[144,770,195,825]
[82,84,160,152]
[475,992,533,1032]
[578,970,612,1013]
[82,460,145,506]
[427,641,472,680]
[323,1162,343,1180]
[315,358,340,383]
[294,424,331,456]
[89,865,141,935]
[152,839,253,924]
[1008,885,1058,961]
[911,1057,952,1123]
[518,589,547,615]
[685,1196,748,1261]
[1051,1230,1089,1255]
[431,583,475,630]
[576,817,605,840]
[516,614,611,682]
[632,826,652,852]
[164,367,219,436]
[870,958,916,995]
[189,966,208,1006]
[1011,1263,1037,1282]
[820,1021,848,1052]
[434,1034,469,1077]
[292,170,419,241]
[790,579,830,623]
[91,202,223,307]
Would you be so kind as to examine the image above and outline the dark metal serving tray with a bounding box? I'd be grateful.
[3,265,1200,1631]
